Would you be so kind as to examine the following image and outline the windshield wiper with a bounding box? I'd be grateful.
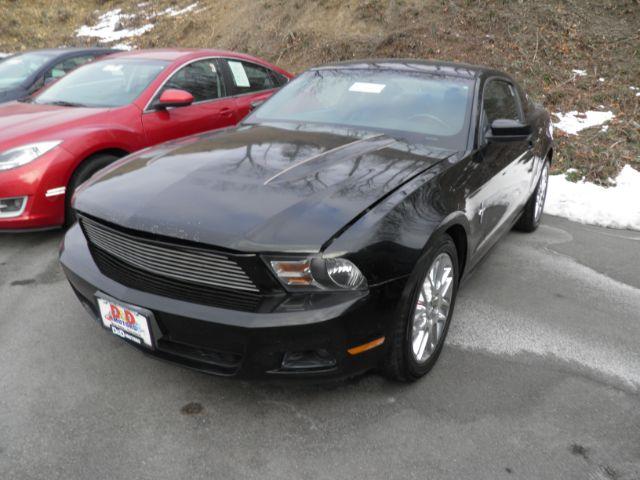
[38,100,87,108]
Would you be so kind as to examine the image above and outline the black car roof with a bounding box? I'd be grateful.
[312,59,509,80]
[15,47,119,56]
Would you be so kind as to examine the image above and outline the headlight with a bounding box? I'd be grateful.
[267,256,367,291]
[0,140,62,171]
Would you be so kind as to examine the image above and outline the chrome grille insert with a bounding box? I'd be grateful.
[80,216,259,293]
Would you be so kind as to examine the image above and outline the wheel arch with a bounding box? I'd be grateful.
[426,212,470,279]
[444,223,468,278]
[67,148,130,185]
[63,148,130,225]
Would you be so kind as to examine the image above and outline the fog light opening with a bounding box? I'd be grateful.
[0,196,27,218]
[281,349,337,371]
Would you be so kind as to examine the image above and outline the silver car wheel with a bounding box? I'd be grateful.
[534,163,549,223]
[411,252,454,363]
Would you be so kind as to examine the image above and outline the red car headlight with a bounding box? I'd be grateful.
[0,140,62,171]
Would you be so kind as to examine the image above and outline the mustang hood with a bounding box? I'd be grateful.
[76,124,452,252]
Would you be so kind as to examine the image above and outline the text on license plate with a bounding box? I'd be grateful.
[97,298,153,348]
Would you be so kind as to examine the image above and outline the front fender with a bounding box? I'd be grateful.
[60,126,144,159]
[323,163,465,285]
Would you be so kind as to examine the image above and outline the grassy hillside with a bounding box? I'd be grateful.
[1,0,638,183]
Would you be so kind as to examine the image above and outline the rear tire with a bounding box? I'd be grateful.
[64,153,121,227]
[383,234,460,382]
[514,160,549,233]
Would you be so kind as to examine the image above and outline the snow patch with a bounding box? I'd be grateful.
[76,2,199,47]
[111,43,134,51]
[76,9,153,43]
[572,69,587,76]
[162,3,199,16]
[545,165,640,230]
[552,110,614,135]
[0,52,9,58]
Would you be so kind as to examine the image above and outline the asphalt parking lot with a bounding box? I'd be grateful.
[1,215,639,480]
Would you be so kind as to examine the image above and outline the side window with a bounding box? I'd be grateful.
[270,71,289,87]
[225,59,277,94]
[46,55,95,83]
[161,59,224,103]
[482,80,520,128]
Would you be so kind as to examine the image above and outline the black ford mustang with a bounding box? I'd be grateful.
[60,60,552,381]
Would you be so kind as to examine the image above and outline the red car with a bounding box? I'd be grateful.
[0,49,292,231]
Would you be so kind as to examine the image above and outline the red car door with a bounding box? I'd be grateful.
[220,58,289,121]
[141,58,238,145]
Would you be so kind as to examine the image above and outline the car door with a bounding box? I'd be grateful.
[220,58,288,120]
[141,58,238,145]
[473,77,533,251]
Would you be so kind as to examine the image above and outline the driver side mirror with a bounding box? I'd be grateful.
[486,119,531,142]
[155,89,194,109]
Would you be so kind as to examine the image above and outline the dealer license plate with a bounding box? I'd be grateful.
[97,297,153,348]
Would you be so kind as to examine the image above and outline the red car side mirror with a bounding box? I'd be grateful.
[156,89,194,109]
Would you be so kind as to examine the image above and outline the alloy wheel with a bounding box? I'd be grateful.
[534,163,549,223]
[411,252,454,363]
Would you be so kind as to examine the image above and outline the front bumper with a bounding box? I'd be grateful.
[60,223,407,380]
[0,147,74,230]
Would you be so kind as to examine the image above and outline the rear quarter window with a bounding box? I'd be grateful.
[225,59,278,94]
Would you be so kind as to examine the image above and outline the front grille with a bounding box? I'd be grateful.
[91,248,262,311]
[81,216,258,292]
[80,216,263,312]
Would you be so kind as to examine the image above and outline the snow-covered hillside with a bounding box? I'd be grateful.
[76,3,200,50]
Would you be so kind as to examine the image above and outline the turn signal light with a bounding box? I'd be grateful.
[347,337,385,356]
[270,259,314,286]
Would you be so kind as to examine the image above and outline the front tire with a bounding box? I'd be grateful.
[384,234,460,382]
[514,160,549,232]
[64,153,121,227]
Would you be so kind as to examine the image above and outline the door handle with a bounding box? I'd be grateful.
[219,107,233,117]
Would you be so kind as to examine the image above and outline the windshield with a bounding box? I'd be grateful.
[248,69,474,149]
[0,52,56,89]
[34,58,169,108]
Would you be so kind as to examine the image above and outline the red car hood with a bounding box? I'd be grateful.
[0,101,111,150]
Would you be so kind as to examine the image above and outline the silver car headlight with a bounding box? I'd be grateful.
[266,256,368,291]
[0,140,62,171]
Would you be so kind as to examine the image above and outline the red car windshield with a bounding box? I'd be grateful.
[34,58,169,108]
